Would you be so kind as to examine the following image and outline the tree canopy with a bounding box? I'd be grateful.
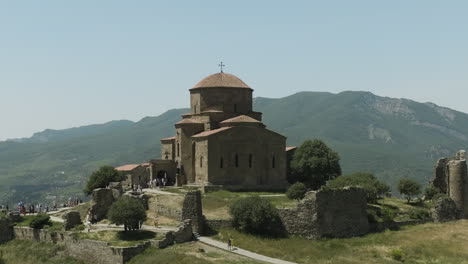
[84,166,124,195]
[107,196,147,232]
[398,178,422,203]
[229,196,283,236]
[286,182,308,201]
[289,139,342,189]
[326,172,391,203]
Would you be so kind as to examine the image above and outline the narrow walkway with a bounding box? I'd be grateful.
[142,188,181,196]
[198,236,298,264]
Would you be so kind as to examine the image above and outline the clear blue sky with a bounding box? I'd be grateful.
[1,1,467,141]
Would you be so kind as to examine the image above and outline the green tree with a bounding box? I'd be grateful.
[423,184,441,200]
[290,139,342,190]
[326,172,390,203]
[229,196,283,236]
[84,166,124,195]
[286,182,308,201]
[398,178,422,203]
[29,214,52,229]
[107,196,147,232]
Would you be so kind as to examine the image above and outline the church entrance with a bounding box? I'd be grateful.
[154,170,175,186]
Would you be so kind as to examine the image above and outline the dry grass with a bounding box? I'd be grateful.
[215,220,468,264]
[127,241,262,264]
[0,240,84,264]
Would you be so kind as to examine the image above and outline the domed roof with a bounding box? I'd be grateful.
[191,72,251,90]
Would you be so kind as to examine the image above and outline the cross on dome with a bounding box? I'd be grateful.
[218,61,225,73]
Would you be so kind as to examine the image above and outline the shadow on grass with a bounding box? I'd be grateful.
[116,230,156,241]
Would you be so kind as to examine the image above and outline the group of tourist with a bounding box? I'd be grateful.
[131,184,143,193]
[15,201,53,215]
[149,175,169,188]
[67,196,82,207]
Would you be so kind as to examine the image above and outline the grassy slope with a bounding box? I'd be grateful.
[0,240,84,264]
[127,241,262,264]
[214,220,468,264]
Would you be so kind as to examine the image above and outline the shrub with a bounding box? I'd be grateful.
[84,166,124,195]
[289,139,342,190]
[327,172,390,203]
[229,196,283,236]
[424,184,441,200]
[389,248,404,262]
[108,196,147,232]
[286,182,307,201]
[29,214,52,229]
[367,206,396,223]
[409,208,430,220]
[398,178,422,203]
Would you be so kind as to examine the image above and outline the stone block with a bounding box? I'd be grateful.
[63,211,82,230]
[432,197,460,223]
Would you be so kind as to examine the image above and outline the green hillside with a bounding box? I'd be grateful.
[1,91,467,205]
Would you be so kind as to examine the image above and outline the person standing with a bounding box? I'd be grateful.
[227,238,232,251]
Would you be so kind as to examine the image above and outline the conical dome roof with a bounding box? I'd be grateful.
[191,72,251,90]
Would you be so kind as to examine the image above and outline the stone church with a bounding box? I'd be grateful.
[152,71,293,190]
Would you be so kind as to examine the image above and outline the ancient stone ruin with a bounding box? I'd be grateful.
[431,150,468,219]
[63,211,82,230]
[278,187,369,239]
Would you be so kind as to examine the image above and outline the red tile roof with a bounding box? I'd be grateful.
[191,73,251,89]
[160,136,176,142]
[221,115,261,124]
[115,164,141,171]
[192,127,232,138]
[286,146,297,152]
[175,118,203,125]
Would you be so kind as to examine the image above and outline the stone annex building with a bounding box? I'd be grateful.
[133,71,294,190]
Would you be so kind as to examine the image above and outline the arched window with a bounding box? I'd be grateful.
[220,157,224,168]
[200,156,203,168]
[272,156,276,168]
[177,143,180,157]
[249,154,253,168]
[235,154,239,168]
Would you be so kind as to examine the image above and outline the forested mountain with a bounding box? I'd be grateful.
[2,91,467,205]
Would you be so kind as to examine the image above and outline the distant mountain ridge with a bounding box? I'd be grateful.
[1,91,467,204]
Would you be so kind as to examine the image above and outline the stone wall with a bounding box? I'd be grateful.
[12,227,150,264]
[0,218,13,243]
[278,187,369,239]
[181,191,204,233]
[90,188,120,221]
[431,150,468,219]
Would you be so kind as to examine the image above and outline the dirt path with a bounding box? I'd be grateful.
[198,236,298,264]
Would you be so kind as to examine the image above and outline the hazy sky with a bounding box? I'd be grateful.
[1,1,467,141]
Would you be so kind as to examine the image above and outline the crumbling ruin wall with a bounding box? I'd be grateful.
[431,150,468,219]
[278,187,369,239]
[12,226,150,264]
[432,158,449,193]
[447,159,468,218]
[0,218,14,243]
[181,191,204,234]
[89,188,120,221]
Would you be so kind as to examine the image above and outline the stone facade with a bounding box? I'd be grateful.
[157,72,291,190]
[278,187,369,239]
[431,150,468,219]
[116,164,151,189]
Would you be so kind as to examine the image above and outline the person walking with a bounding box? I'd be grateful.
[227,238,232,251]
